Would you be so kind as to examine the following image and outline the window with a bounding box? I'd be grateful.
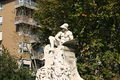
[18,42,28,53]
[0,31,2,51]
[18,59,31,69]
[18,42,32,53]
[0,16,3,25]
[19,0,23,3]
[16,25,32,36]
[0,3,3,10]
[0,31,2,41]
[25,0,30,4]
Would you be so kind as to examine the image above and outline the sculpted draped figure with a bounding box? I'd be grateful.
[49,23,74,50]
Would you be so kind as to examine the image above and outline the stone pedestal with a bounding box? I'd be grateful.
[36,41,84,80]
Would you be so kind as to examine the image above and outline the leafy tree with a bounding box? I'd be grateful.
[34,0,120,80]
[0,48,35,80]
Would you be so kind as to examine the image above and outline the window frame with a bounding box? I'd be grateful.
[0,16,3,25]
[0,31,2,41]
[18,59,31,69]
[18,42,30,53]
[0,3,3,10]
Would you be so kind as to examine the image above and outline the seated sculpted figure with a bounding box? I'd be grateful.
[49,23,74,50]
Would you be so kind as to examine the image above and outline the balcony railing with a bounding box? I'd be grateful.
[15,15,37,26]
[15,0,38,10]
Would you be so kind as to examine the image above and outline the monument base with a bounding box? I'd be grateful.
[36,44,84,80]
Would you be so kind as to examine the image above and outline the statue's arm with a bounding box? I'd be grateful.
[69,31,74,40]
[55,32,62,42]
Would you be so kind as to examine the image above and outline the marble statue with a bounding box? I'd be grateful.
[49,23,74,50]
[36,23,84,80]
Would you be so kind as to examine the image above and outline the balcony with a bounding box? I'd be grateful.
[15,16,37,26]
[0,45,2,51]
[15,0,38,10]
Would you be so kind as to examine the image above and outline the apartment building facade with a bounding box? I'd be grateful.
[0,0,43,69]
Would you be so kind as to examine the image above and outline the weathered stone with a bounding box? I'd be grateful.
[36,23,83,80]
[36,43,84,80]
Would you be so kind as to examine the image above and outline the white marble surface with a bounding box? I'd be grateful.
[36,45,84,80]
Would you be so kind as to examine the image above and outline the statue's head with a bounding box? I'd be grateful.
[60,23,68,30]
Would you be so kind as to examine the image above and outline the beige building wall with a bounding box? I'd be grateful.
[0,0,30,59]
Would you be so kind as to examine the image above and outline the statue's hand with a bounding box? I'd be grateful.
[59,40,65,45]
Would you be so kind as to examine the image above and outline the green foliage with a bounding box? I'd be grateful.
[0,48,35,80]
[34,0,120,79]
